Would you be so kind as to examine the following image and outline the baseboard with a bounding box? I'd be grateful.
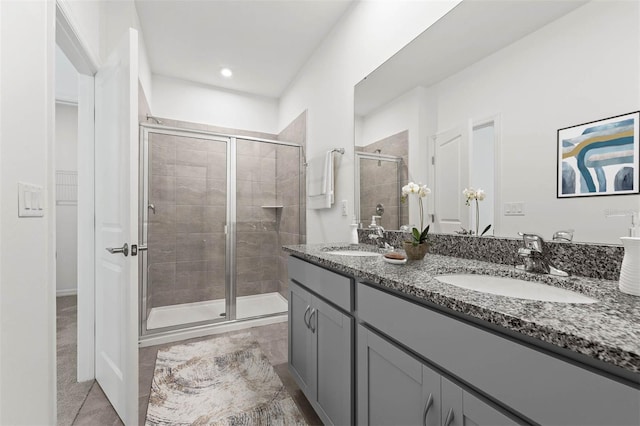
[57,288,77,297]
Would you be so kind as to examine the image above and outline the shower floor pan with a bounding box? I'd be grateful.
[146,292,289,330]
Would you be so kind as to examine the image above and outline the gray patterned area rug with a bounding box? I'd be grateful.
[145,333,307,425]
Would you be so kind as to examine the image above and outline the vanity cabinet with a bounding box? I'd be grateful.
[288,257,354,426]
[357,282,640,426]
[358,325,516,426]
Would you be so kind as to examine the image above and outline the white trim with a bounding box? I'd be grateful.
[0,1,4,417]
[55,0,100,75]
[469,113,502,237]
[56,288,77,297]
[139,314,288,348]
[46,1,58,421]
[55,97,78,107]
[76,72,95,382]
[54,0,97,384]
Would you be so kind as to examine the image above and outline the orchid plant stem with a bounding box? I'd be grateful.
[419,198,424,234]
[475,198,480,236]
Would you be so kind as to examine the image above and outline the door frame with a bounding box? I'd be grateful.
[429,125,468,234]
[55,0,100,382]
[468,114,502,237]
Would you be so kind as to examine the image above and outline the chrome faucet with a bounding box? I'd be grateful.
[516,233,569,277]
[552,229,574,242]
[368,216,392,250]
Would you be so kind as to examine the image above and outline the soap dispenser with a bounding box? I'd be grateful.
[619,212,640,296]
[350,216,360,245]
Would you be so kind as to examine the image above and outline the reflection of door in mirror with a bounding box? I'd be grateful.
[355,130,408,230]
[470,116,499,236]
[431,127,468,234]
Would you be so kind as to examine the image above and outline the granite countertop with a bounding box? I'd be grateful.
[283,243,640,376]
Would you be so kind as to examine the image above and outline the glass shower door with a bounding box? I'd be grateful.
[141,128,230,333]
[234,139,299,319]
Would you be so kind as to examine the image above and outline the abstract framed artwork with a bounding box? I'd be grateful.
[558,111,639,198]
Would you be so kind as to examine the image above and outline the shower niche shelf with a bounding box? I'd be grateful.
[261,205,284,209]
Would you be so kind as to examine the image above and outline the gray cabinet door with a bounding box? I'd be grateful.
[313,296,353,426]
[441,378,517,426]
[461,389,517,426]
[357,325,440,426]
[288,280,314,396]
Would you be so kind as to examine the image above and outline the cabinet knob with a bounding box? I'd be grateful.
[422,393,434,426]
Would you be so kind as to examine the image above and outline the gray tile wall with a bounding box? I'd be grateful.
[235,139,280,297]
[146,114,306,310]
[276,111,307,298]
[148,133,227,308]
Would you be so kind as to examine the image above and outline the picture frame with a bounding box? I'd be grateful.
[557,111,640,198]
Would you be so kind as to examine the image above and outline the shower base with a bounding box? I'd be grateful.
[146,292,288,330]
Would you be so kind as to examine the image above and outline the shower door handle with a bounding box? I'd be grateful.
[106,243,129,257]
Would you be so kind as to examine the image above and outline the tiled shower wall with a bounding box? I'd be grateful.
[147,133,229,308]
[235,139,280,297]
[146,114,306,311]
[357,130,408,230]
[276,111,307,298]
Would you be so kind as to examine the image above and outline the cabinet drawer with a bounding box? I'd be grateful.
[357,282,640,426]
[288,256,353,312]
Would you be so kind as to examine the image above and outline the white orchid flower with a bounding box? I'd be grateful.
[418,185,431,198]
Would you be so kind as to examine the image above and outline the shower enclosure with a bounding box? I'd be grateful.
[355,151,406,230]
[139,124,303,339]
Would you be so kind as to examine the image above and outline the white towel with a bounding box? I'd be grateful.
[322,150,334,203]
[307,150,335,209]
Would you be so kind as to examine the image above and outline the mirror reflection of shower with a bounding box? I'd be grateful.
[374,149,382,166]
[354,130,408,230]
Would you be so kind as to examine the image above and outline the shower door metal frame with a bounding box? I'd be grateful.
[354,151,404,227]
[139,125,234,337]
[139,123,304,340]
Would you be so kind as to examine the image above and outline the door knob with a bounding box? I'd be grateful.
[106,243,129,257]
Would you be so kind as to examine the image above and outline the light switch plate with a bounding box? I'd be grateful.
[18,182,44,217]
[504,201,525,216]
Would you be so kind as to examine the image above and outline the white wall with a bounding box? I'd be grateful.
[59,0,153,103]
[152,74,279,134]
[0,0,56,423]
[55,104,78,296]
[55,44,79,103]
[279,0,461,243]
[102,0,153,105]
[430,1,639,243]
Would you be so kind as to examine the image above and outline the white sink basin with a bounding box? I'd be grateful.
[435,274,597,304]
[324,250,380,257]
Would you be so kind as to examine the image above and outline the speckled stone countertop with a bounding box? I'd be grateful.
[283,243,640,376]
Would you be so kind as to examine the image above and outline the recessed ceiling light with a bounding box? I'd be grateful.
[220,68,233,78]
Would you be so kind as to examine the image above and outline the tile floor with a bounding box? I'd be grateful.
[57,296,321,425]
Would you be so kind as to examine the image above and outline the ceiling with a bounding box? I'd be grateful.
[355,0,588,116]
[135,0,354,99]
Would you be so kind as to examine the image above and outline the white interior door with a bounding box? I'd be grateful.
[432,126,468,234]
[94,28,139,425]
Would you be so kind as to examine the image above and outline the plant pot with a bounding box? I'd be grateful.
[403,241,429,260]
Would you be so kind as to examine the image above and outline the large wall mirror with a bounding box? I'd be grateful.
[354,0,639,244]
